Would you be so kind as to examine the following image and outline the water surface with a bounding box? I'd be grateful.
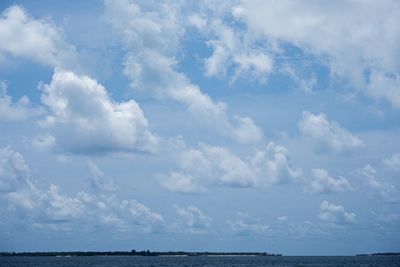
[1,255,399,267]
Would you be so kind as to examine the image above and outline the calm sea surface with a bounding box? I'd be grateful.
[0,256,399,267]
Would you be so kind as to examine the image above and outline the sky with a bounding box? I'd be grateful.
[0,0,399,256]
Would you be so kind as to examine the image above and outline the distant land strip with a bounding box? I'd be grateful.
[0,250,282,257]
[1,251,399,257]
[355,253,400,256]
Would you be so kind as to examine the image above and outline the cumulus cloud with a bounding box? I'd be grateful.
[304,168,352,194]
[366,72,400,108]
[105,0,263,144]
[270,216,319,239]
[7,183,164,232]
[251,142,303,186]
[227,212,269,236]
[383,153,400,172]
[227,213,320,238]
[202,18,273,81]
[0,81,41,121]
[298,111,363,153]
[185,2,276,83]
[39,69,158,155]
[159,172,206,194]
[0,5,77,68]
[160,142,301,193]
[87,160,116,193]
[318,201,357,227]
[357,165,397,202]
[3,147,164,232]
[31,134,56,150]
[8,183,85,224]
[172,206,212,234]
[0,146,30,193]
[232,0,400,107]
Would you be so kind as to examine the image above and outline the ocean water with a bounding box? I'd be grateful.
[0,256,399,267]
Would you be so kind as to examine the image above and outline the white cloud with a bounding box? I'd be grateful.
[384,153,400,172]
[227,212,269,236]
[122,45,263,145]
[104,0,183,56]
[160,142,301,192]
[159,172,206,194]
[270,216,317,239]
[202,19,273,81]
[8,182,164,232]
[318,201,357,227]
[0,146,30,193]
[184,144,256,187]
[366,71,400,108]
[357,165,397,202]
[0,81,41,121]
[87,160,116,193]
[282,65,317,93]
[39,69,158,155]
[298,111,363,153]
[231,116,264,144]
[0,5,77,68]
[304,168,352,194]
[31,134,56,150]
[4,148,164,232]
[227,213,320,238]
[232,0,400,107]
[120,199,164,229]
[172,206,212,234]
[251,142,302,186]
[8,182,85,224]
[105,0,263,144]
[186,2,275,83]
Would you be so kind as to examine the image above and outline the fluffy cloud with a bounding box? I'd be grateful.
[0,146,30,193]
[160,142,301,193]
[304,168,352,194]
[7,183,164,232]
[0,5,77,68]
[172,206,212,234]
[318,201,357,227]
[227,213,320,238]
[39,69,158,155]
[0,81,41,121]
[251,142,302,185]
[185,2,276,83]
[105,0,263,144]
[383,153,400,172]
[87,160,116,193]
[298,111,363,153]
[159,172,206,194]
[3,147,164,232]
[200,16,273,81]
[232,0,400,107]
[366,71,400,108]
[8,183,85,224]
[357,165,397,202]
[227,212,269,236]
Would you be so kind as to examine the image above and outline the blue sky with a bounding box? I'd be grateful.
[0,0,399,255]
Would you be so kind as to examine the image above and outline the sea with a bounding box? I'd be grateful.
[0,256,399,267]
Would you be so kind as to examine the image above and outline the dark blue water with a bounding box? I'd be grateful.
[0,256,399,267]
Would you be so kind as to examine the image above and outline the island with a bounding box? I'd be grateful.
[0,250,282,257]
[356,252,400,256]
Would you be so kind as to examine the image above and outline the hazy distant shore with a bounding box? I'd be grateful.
[2,251,399,257]
[0,251,282,257]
